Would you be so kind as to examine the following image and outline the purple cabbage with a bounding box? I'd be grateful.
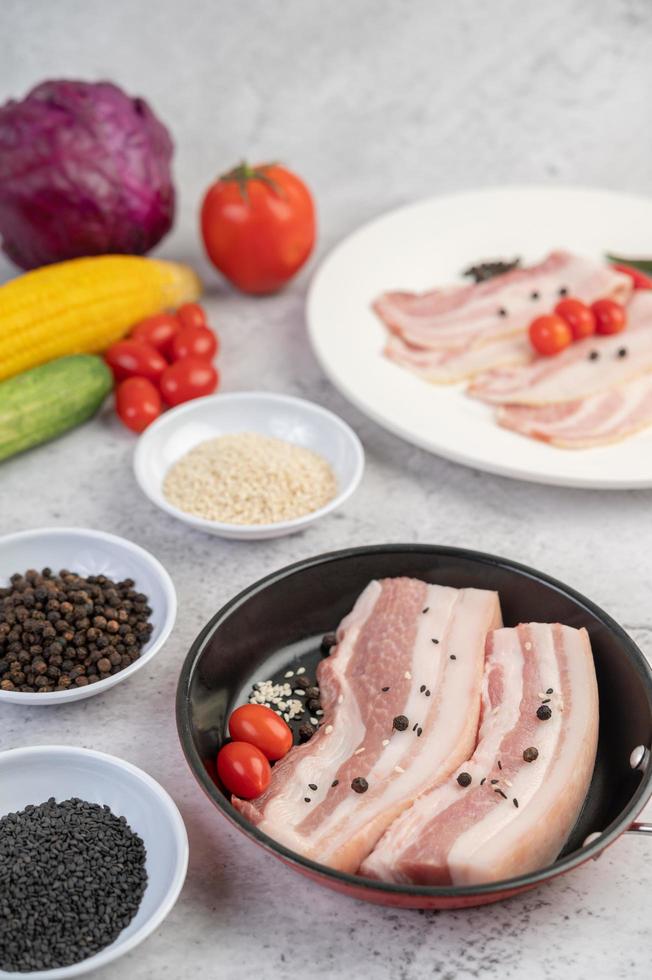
[0,80,175,269]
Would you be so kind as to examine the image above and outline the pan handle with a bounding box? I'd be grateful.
[627,822,652,836]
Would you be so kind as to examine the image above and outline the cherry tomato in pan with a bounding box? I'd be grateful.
[131,313,181,360]
[115,377,162,433]
[177,302,207,330]
[105,339,167,383]
[528,315,572,357]
[217,741,271,799]
[171,324,219,362]
[591,298,627,335]
[229,704,293,761]
[610,262,652,290]
[554,298,596,341]
[159,356,219,406]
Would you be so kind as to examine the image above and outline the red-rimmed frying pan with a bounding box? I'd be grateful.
[176,545,652,909]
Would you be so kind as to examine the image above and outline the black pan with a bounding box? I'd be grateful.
[176,545,652,909]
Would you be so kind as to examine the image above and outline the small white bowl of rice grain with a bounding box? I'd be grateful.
[133,392,365,540]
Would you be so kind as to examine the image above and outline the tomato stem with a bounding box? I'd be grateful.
[219,161,285,203]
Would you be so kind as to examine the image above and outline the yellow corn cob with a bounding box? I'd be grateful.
[0,255,202,381]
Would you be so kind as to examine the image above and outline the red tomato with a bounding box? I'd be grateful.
[130,313,181,359]
[159,357,219,406]
[610,262,652,290]
[528,315,573,357]
[229,704,293,761]
[115,377,162,433]
[177,302,207,330]
[201,162,316,295]
[554,298,596,341]
[217,741,271,799]
[171,325,219,362]
[105,340,167,383]
[591,298,627,335]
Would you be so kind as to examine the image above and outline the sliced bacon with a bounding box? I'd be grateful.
[233,577,502,874]
[384,332,533,383]
[469,291,652,406]
[361,623,598,886]
[497,374,652,447]
[374,252,630,353]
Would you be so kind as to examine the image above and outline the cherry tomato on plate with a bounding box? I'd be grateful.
[177,302,207,330]
[610,262,652,290]
[159,356,219,406]
[105,339,167,383]
[229,704,292,761]
[528,315,573,357]
[171,324,219,362]
[115,377,162,433]
[554,298,596,341]
[130,313,181,359]
[217,741,271,799]
[591,298,627,335]
[201,161,316,295]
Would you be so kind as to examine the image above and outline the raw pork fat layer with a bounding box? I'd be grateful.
[361,623,598,886]
[233,577,502,873]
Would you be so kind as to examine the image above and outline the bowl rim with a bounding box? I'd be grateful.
[132,390,365,534]
[176,542,652,900]
[0,744,189,980]
[0,526,177,705]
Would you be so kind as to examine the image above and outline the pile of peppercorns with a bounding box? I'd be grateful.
[0,568,154,693]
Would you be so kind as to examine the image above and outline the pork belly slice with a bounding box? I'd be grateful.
[361,623,598,886]
[374,252,630,353]
[384,332,533,383]
[233,577,502,874]
[497,374,652,447]
[469,291,652,406]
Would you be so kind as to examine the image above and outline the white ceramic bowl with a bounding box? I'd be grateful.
[0,745,188,979]
[0,527,177,706]
[133,391,365,540]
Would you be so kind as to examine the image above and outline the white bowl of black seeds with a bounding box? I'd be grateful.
[0,744,188,978]
[0,527,177,705]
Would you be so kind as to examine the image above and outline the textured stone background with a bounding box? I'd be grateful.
[2,1,652,977]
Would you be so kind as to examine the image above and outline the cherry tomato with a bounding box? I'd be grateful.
[229,704,293,761]
[528,315,573,357]
[201,161,316,295]
[177,302,207,330]
[217,741,271,799]
[105,339,167,383]
[159,357,219,406]
[591,298,627,335]
[115,377,162,433]
[130,313,181,359]
[554,298,596,341]
[610,262,652,290]
[171,324,219,362]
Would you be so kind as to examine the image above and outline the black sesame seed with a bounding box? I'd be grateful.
[559,286,568,297]
[420,685,426,693]
[331,779,339,787]
[497,307,508,317]
[304,797,311,803]
[531,290,540,300]
[541,698,551,704]
[351,777,368,794]
[381,686,390,692]
[431,638,439,644]
[617,347,628,358]
[425,689,431,697]
[457,771,472,787]
[450,654,456,660]
[417,727,423,737]
[422,607,430,614]
[537,704,552,721]
[513,798,519,808]
[546,688,553,694]
[497,760,502,770]
[393,715,409,732]
[413,723,418,732]
[480,777,486,786]
[490,779,499,785]
[495,788,508,799]
[523,746,539,763]
[589,350,599,360]
[308,783,318,791]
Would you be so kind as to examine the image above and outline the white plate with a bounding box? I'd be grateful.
[133,391,364,540]
[0,527,177,705]
[0,745,188,979]
[307,185,652,488]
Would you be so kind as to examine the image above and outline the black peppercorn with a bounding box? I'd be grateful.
[537,704,552,721]
[393,715,409,732]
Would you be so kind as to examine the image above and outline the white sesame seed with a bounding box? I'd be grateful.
[325,725,333,734]
[505,779,513,787]
[310,716,318,725]
[354,747,365,755]
[524,641,532,651]
[296,666,306,675]
[293,689,305,696]
[404,671,412,680]
[316,709,323,716]
[394,765,405,773]
[382,739,390,747]
[284,670,294,678]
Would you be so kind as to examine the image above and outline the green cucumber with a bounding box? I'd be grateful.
[0,354,113,462]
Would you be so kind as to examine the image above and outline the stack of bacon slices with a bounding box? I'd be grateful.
[233,577,599,886]
[375,250,652,448]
